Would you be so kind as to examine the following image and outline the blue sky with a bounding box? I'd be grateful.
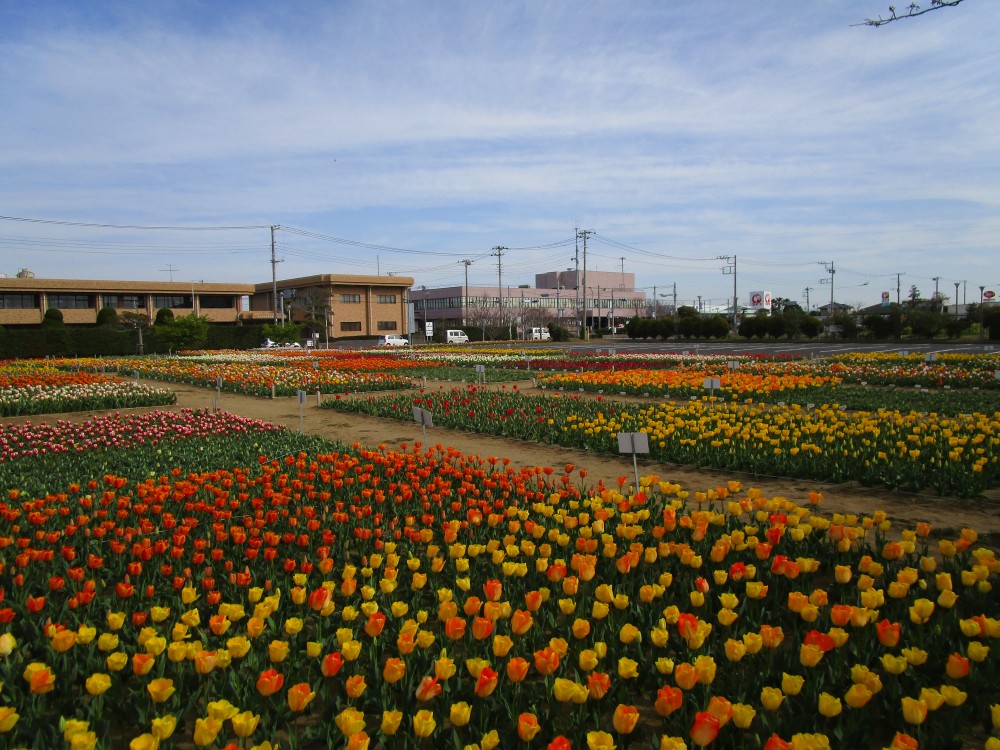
[2,1,998,310]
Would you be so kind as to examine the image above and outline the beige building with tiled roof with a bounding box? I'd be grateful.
[0,273,414,340]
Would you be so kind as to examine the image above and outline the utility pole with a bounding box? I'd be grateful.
[159,264,178,282]
[573,227,583,334]
[270,225,281,324]
[652,286,657,318]
[460,259,473,325]
[578,229,593,340]
[492,246,506,338]
[954,281,961,318]
[932,276,941,304]
[720,255,737,334]
[820,262,835,317]
[620,257,626,290]
[672,282,677,314]
[803,286,813,314]
[896,272,903,305]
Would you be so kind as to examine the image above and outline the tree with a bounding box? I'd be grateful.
[908,309,945,339]
[153,314,211,352]
[677,316,700,339]
[42,308,64,328]
[862,1,965,27]
[119,311,150,354]
[262,322,302,345]
[96,307,118,326]
[828,312,859,339]
[701,315,731,339]
[800,315,823,339]
[155,308,175,325]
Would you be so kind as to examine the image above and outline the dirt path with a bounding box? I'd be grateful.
[6,378,999,541]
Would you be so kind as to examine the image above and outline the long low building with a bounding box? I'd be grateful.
[0,272,414,340]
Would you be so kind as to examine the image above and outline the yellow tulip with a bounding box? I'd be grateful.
[231,711,261,739]
[413,709,437,738]
[818,692,842,718]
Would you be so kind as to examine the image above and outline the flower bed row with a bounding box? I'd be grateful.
[537,370,835,399]
[0,363,176,417]
[0,431,997,749]
[55,358,414,398]
[324,386,1000,497]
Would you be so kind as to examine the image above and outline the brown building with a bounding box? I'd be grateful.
[255,274,414,340]
[0,272,414,340]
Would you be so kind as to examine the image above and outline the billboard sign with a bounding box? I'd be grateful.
[749,291,772,309]
[881,291,890,307]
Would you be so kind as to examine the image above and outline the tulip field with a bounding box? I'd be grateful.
[0,350,998,750]
[0,364,176,417]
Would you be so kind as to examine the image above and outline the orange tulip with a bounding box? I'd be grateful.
[364,612,386,638]
[876,619,901,648]
[511,609,533,635]
[415,675,442,701]
[507,657,530,683]
[707,695,733,726]
[23,662,56,694]
[474,667,499,698]
[483,579,502,601]
[655,685,684,716]
[444,616,467,640]
[690,712,721,747]
[287,682,316,712]
[256,669,284,697]
[517,713,541,742]
[946,652,970,679]
[132,653,156,676]
[383,658,406,683]
[587,671,611,700]
[461,614,490,640]
[345,674,367,699]
[612,704,639,734]
[322,652,344,677]
[534,646,560,676]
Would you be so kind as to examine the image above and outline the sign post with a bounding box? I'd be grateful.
[297,389,306,433]
[412,406,433,441]
[617,432,650,493]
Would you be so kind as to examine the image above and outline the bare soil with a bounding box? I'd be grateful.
[25,378,993,545]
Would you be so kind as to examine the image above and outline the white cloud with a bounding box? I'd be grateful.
[2,1,999,300]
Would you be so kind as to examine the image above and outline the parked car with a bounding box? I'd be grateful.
[377,334,410,347]
[446,329,470,344]
[529,327,551,340]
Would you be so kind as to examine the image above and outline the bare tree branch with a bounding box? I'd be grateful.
[859,0,965,27]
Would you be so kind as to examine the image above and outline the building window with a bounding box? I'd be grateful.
[340,294,361,304]
[0,293,38,309]
[340,321,362,332]
[48,294,93,309]
[376,294,396,304]
[377,321,397,331]
[152,295,192,309]
[198,294,234,309]
[102,294,145,310]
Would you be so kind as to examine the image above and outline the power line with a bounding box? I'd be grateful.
[0,215,268,230]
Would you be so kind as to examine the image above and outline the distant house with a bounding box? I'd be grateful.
[816,302,853,318]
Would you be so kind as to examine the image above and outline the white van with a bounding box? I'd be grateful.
[446,329,470,344]
[529,327,551,341]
